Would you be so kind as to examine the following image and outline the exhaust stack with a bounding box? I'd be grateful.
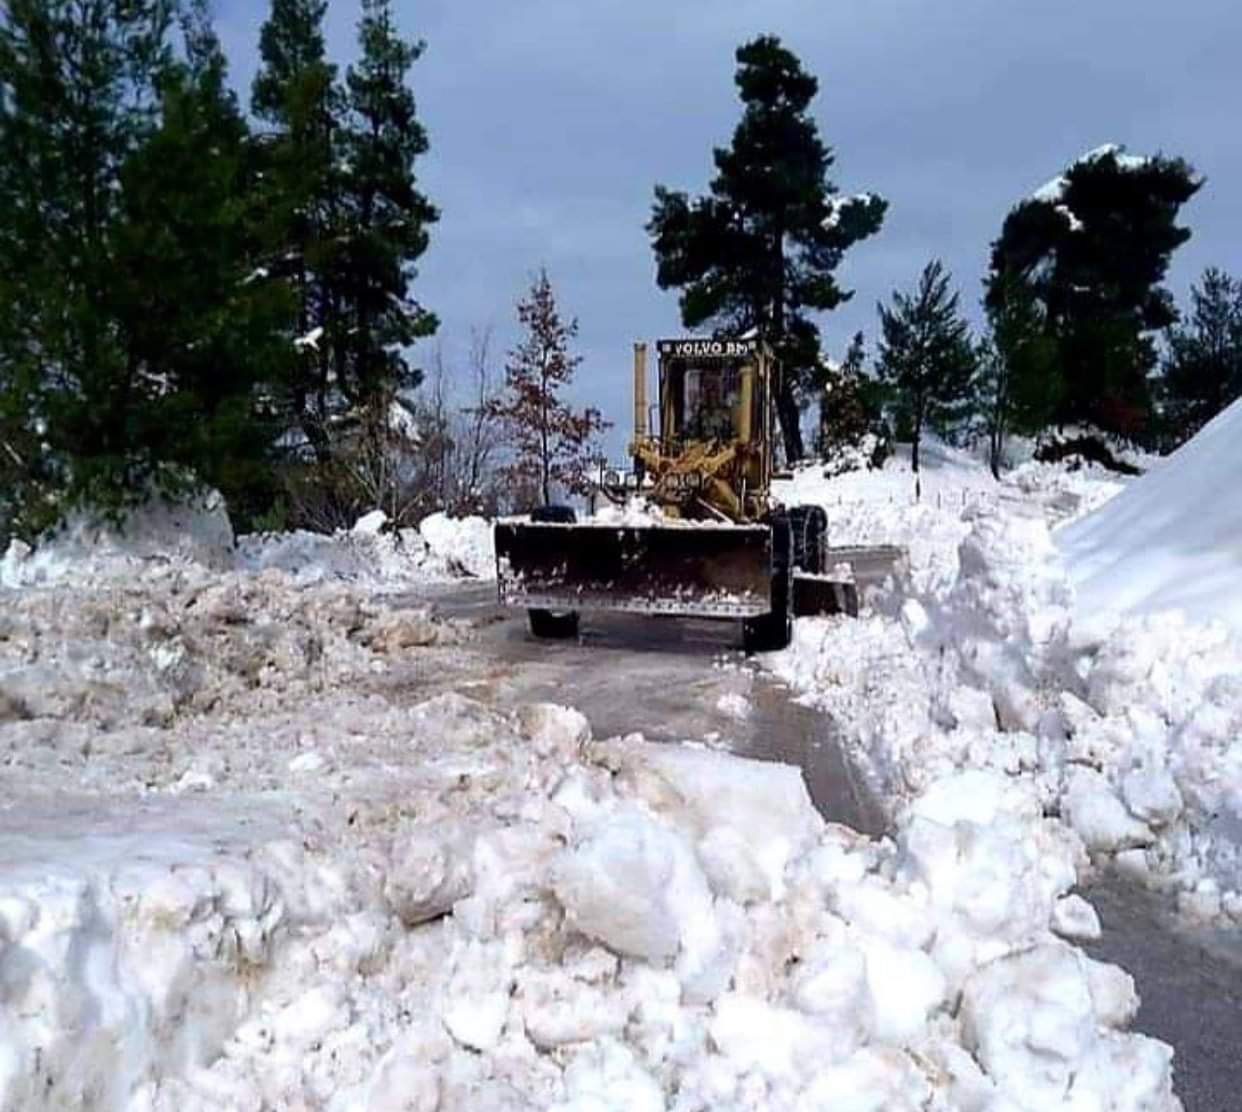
[633,342,648,442]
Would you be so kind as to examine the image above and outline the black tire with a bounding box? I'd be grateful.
[528,608,580,639]
[742,610,791,653]
[788,504,828,575]
[528,505,579,638]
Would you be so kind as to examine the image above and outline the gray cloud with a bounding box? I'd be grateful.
[219,0,1241,454]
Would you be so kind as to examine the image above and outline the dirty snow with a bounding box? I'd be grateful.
[0,482,1184,1110]
[768,427,1242,932]
[2,497,495,591]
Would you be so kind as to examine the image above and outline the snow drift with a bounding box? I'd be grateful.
[1059,397,1242,633]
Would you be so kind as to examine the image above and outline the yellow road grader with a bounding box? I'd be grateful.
[494,337,839,652]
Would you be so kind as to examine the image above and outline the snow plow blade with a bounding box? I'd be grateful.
[495,522,774,618]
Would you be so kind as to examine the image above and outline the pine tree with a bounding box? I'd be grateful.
[978,271,1060,478]
[1161,267,1242,444]
[339,0,438,423]
[988,145,1201,439]
[487,270,609,507]
[816,332,881,462]
[875,260,977,481]
[113,0,290,526]
[648,35,886,463]
[251,0,342,462]
[0,0,177,530]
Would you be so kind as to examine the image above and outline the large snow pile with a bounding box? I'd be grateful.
[1059,397,1242,634]
[2,498,496,591]
[0,514,1180,1109]
[0,696,1178,1111]
[770,500,1242,925]
[0,488,235,588]
[238,512,495,587]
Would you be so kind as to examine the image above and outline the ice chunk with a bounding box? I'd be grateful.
[552,810,712,964]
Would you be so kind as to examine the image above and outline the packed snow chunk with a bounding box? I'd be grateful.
[1052,893,1102,941]
[552,809,713,965]
[2,487,234,588]
[715,691,751,720]
[551,1040,664,1112]
[800,1047,934,1112]
[417,511,495,579]
[383,822,478,926]
[353,508,388,535]
[1059,396,1242,634]
[859,938,947,1045]
[1121,766,1184,827]
[591,737,822,902]
[906,768,1041,828]
[1064,767,1154,854]
[960,941,1177,1112]
[708,993,824,1081]
[945,509,1073,732]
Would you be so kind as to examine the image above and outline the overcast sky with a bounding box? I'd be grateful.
[216,0,1241,454]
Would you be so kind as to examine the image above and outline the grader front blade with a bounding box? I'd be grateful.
[494,521,774,619]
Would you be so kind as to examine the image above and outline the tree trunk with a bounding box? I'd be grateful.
[912,408,923,501]
[775,380,804,465]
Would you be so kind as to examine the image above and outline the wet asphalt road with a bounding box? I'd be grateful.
[405,582,1241,1111]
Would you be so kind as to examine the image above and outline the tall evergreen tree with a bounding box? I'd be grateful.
[0,0,177,530]
[113,0,290,525]
[988,145,1200,439]
[648,35,886,463]
[251,0,438,473]
[251,0,342,462]
[339,0,438,425]
[875,260,977,480]
[1161,266,1242,444]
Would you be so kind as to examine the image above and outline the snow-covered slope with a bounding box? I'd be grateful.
[1059,398,1242,632]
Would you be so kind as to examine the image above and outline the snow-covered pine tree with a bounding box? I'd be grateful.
[815,332,887,468]
[875,260,977,482]
[988,145,1201,440]
[487,271,609,508]
[647,35,887,464]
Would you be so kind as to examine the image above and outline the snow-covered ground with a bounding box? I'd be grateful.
[770,422,1242,930]
[0,488,1183,1110]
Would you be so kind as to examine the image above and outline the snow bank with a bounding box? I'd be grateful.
[415,511,495,579]
[0,701,1177,1112]
[2,493,497,592]
[770,491,1242,926]
[1059,397,1242,634]
[1,488,234,588]
[773,436,1003,593]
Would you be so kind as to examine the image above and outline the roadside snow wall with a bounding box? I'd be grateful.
[1059,397,1242,633]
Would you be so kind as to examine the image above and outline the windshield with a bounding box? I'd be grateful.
[682,364,742,441]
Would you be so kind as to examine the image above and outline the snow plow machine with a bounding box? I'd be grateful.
[494,338,852,652]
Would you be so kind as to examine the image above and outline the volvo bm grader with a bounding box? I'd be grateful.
[494,337,846,652]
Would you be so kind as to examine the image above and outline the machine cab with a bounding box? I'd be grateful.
[654,337,770,448]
